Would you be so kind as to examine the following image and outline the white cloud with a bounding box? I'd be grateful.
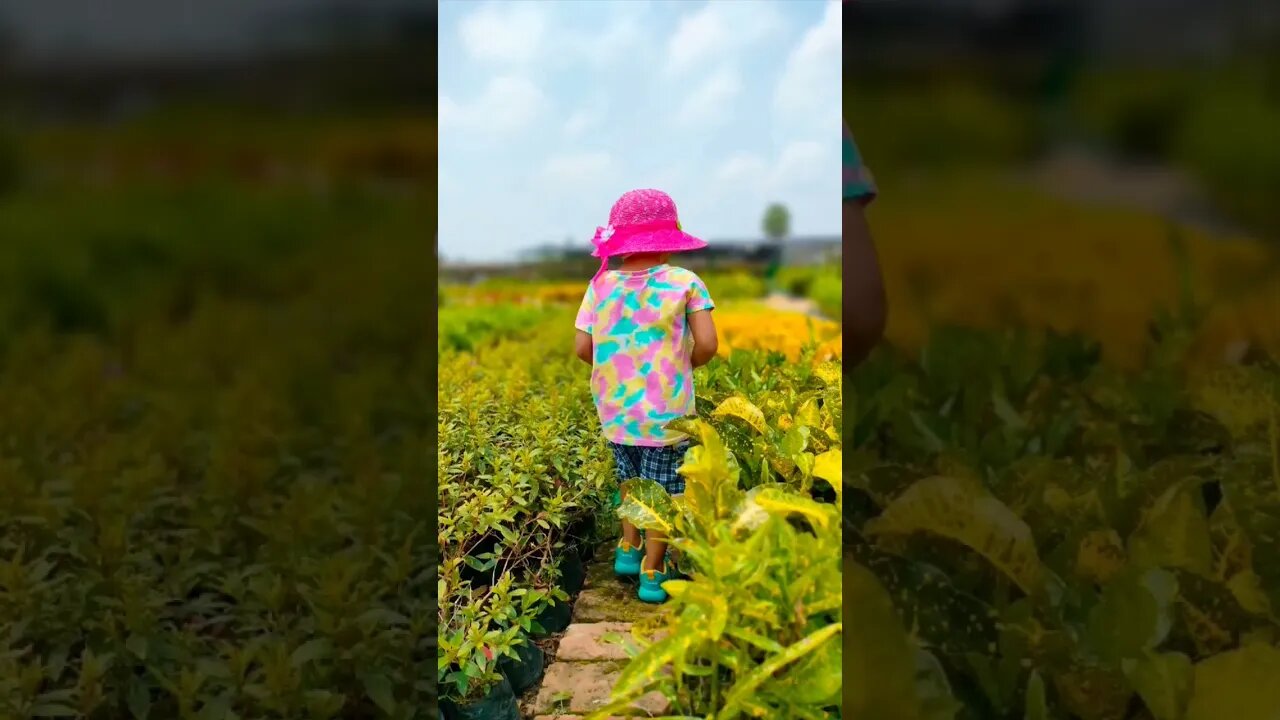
[714,140,835,201]
[774,1,841,122]
[577,14,647,67]
[774,141,827,185]
[543,152,614,187]
[665,2,781,76]
[459,3,546,64]
[676,66,742,127]
[716,154,770,190]
[564,109,598,138]
[439,76,547,137]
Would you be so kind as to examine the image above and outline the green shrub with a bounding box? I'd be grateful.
[701,271,765,301]
[1072,69,1196,160]
[1175,83,1280,241]
[848,85,1041,174]
[809,273,841,322]
[0,180,437,719]
[438,305,557,352]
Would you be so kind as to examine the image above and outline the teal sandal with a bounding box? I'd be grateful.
[637,559,672,603]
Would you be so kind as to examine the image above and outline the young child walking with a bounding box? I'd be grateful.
[573,188,718,604]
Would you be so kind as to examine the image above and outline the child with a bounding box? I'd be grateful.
[573,188,718,604]
[843,120,887,364]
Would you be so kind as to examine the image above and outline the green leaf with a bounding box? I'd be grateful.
[1051,664,1132,720]
[1174,570,1254,656]
[1220,451,1280,612]
[1226,570,1272,616]
[361,673,396,715]
[846,560,921,720]
[676,420,742,523]
[128,677,151,720]
[198,693,234,720]
[779,632,842,706]
[865,476,1042,595]
[716,622,842,719]
[612,633,691,697]
[812,449,842,500]
[1075,528,1128,584]
[752,487,834,530]
[1086,567,1178,663]
[1123,651,1192,720]
[1186,642,1280,720]
[1128,480,1213,576]
[780,425,810,457]
[662,580,728,642]
[992,388,1026,430]
[126,634,148,660]
[855,545,998,656]
[916,649,962,720]
[711,396,767,434]
[290,638,332,668]
[617,479,676,535]
[29,705,78,718]
[1023,671,1048,720]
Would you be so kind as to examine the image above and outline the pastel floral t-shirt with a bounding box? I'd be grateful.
[844,121,876,203]
[575,265,715,447]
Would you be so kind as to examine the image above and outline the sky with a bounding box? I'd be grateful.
[438,0,843,263]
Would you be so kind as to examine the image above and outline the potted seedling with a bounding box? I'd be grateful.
[483,577,548,693]
[439,604,521,720]
[529,582,572,637]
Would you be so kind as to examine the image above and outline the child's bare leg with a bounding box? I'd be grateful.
[620,489,642,547]
[621,518,642,547]
[643,530,667,571]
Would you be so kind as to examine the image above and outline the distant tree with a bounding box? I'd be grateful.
[762,203,790,242]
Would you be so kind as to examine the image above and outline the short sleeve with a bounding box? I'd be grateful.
[843,121,876,203]
[686,273,714,314]
[575,283,596,334]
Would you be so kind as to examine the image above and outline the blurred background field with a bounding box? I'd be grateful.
[842,4,1280,719]
[847,0,1279,371]
[1,3,436,718]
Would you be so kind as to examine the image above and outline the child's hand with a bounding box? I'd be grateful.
[689,310,718,368]
[574,330,593,365]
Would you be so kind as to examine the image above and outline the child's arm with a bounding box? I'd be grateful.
[843,198,886,365]
[574,283,596,365]
[689,310,718,368]
[843,121,886,366]
[574,330,593,365]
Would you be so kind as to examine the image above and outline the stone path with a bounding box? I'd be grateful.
[1023,145,1253,240]
[523,544,666,719]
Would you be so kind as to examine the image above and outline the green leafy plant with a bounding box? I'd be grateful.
[592,419,842,719]
[844,324,1280,719]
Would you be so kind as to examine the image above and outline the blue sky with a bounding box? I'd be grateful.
[438,0,842,263]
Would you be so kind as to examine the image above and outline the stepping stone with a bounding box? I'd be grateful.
[531,662,668,716]
[533,716,628,720]
[533,716,628,719]
[575,551,663,624]
[556,622,635,661]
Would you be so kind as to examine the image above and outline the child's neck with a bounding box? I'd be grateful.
[619,254,668,272]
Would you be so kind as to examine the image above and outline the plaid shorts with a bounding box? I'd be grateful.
[609,441,690,496]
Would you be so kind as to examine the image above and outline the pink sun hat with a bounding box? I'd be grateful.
[589,189,707,283]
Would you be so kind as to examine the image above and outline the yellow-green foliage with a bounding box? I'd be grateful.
[0,180,435,718]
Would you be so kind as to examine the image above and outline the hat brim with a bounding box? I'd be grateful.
[591,229,707,258]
